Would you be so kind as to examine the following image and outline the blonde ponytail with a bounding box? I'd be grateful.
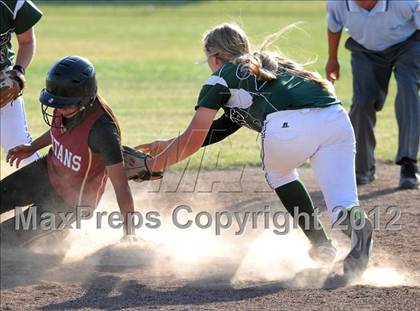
[234,53,277,81]
[203,22,334,93]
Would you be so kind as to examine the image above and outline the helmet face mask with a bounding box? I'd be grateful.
[41,103,59,128]
[39,56,98,129]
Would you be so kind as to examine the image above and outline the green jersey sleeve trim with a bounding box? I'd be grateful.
[195,75,231,111]
[14,1,42,34]
[205,75,228,88]
[13,1,25,19]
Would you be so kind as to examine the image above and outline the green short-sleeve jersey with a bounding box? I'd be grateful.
[0,1,42,70]
[196,62,340,132]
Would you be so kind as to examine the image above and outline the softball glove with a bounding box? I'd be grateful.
[0,70,25,108]
[123,145,163,182]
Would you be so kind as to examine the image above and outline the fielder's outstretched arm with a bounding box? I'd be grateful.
[146,107,218,172]
[135,139,175,157]
[136,112,240,155]
[202,113,241,146]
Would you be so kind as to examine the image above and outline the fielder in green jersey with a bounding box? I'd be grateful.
[0,0,42,70]
[138,23,373,288]
[0,0,42,165]
[196,61,340,132]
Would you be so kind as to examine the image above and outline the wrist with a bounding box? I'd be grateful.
[13,64,25,75]
[124,224,135,236]
[146,157,154,172]
[28,143,36,152]
[124,212,135,236]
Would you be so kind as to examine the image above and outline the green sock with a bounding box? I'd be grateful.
[337,205,366,238]
[275,179,329,246]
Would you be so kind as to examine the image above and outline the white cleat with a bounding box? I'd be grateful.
[343,214,373,279]
[323,206,373,289]
[343,206,373,279]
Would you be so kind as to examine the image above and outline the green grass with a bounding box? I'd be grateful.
[1,1,399,172]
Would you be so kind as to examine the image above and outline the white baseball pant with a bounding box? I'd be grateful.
[1,96,39,167]
[261,104,359,223]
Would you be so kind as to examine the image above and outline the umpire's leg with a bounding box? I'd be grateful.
[393,39,420,164]
[346,39,393,179]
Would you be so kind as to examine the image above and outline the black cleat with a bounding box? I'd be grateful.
[399,160,419,190]
[356,172,376,185]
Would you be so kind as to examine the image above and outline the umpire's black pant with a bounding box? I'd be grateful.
[346,31,420,175]
[0,157,72,247]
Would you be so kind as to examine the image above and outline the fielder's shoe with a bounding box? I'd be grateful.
[309,240,337,264]
[342,206,373,280]
[324,206,373,288]
[356,171,376,186]
[399,160,419,190]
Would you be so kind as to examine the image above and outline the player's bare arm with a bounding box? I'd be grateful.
[6,129,51,168]
[136,113,242,156]
[15,28,36,70]
[146,107,218,172]
[135,138,175,157]
[106,162,136,237]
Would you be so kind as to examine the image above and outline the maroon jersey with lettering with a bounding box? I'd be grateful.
[47,105,108,210]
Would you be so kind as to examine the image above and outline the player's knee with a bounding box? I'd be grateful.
[265,171,299,189]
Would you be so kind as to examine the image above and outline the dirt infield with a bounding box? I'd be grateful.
[1,163,419,311]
